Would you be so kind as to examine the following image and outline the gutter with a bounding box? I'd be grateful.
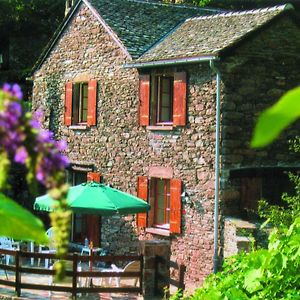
[209,59,221,274]
[124,55,218,68]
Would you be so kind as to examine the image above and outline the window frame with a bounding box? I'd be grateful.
[72,82,88,125]
[137,175,182,234]
[155,75,174,125]
[67,169,88,243]
[151,177,171,229]
[65,79,97,127]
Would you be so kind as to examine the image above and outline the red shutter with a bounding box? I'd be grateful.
[87,79,97,126]
[139,75,150,126]
[170,179,182,234]
[173,72,187,126]
[86,172,101,247]
[87,172,101,183]
[137,176,148,227]
[64,82,73,125]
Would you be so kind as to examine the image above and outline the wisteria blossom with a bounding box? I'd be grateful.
[0,83,69,188]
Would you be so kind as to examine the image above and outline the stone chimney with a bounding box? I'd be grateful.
[65,0,75,16]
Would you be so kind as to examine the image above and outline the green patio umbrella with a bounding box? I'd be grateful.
[34,181,150,216]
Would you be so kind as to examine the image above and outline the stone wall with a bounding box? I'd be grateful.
[219,16,300,219]
[32,3,300,291]
[224,218,256,257]
[32,3,217,288]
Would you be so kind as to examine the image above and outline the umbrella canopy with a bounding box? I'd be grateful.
[34,181,150,216]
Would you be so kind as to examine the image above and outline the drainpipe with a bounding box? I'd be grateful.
[209,60,221,273]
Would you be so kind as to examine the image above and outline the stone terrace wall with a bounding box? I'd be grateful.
[32,3,218,288]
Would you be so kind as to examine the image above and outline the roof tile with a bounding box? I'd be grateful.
[87,0,219,58]
[134,4,293,63]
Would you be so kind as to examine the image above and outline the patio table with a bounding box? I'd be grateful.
[80,246,102,256]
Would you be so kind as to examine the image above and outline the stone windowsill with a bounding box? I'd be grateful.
[145,227,170,237]
[146,125,174,131]
[69,125,88,130]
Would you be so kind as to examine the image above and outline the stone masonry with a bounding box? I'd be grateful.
[32,2,300,290]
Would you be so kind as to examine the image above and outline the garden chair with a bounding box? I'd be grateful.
[38,227,56,268]
[109,261,140,287]
[0,253,8,279]
[48,260,82,296]
[0,237,20,265]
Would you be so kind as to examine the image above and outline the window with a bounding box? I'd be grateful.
[66,169,101,246]
[73,82,88,124]
[136,176,182,234]
[64,80,97,126]
[139,72,187,127]
[151,178,170,228]
[67,170,87,243]
[154,76,173,124]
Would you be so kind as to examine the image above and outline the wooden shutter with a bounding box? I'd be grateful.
[86,172,101,247]
[87,79,97,126]
[170,179,182,234]
[64,82,73,125]
[173,72,187,126]
[87,172,101,183]
[137,176,148,227]
[139,75,150,126]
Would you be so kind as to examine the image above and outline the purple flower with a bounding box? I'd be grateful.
[2,83,23,99]
[14,147,28,164]
[30,119,40,129]
[37,130,54,143]
[12,84,23,99]
[36,168,45,182]
[1,83,70,189]
[31,109,43,129]
[56,140,67,151]
[2,83,11,92]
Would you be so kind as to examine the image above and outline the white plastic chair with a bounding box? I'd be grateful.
[0,237,20,265]
[110,261,140,287]
[38,227,56,268]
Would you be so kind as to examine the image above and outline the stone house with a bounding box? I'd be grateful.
[31,0,300,288]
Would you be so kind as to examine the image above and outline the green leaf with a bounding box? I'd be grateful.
[0,193,48,244]
[244,268,263,293]
[0,152,10,190]
[251,86,300,148]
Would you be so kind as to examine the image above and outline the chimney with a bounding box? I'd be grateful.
[65,0,74,16]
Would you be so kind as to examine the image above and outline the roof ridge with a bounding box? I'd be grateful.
[186,3,294,22]
[125,0,222,13]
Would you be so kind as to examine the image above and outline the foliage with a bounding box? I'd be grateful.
[258,173,300,228]
[0,0,65,36]
[0,84,71,279]
[0,193,47,244]
[170,82,300,299]
[251,86,300,148]
[172,218,300,300]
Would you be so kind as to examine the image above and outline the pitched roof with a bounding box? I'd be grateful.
[132,4,294,65]
[87,0,219,58]
[32,0,220,72]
